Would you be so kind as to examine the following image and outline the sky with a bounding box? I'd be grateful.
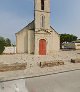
[0,0,80,44]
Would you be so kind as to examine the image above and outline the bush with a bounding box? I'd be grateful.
[0,36,11,54]
[0,43,5,54]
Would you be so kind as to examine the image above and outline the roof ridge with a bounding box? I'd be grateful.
[16,20,34,34]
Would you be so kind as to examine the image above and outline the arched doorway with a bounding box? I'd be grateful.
[39,39,46,55]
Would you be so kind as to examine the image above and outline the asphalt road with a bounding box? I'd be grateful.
[0,79,28,92]
[26,70,80,92]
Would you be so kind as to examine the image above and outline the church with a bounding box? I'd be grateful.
[16,0,60,55]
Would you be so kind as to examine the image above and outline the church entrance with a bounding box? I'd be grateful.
[39,39,46,55]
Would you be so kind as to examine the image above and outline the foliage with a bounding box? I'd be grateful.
[0,44,5,54]
[5,38,11,46]
[60,34,78,48]
[0,36,11,54]
[0,37,5,45]
[60,34,77,43]
[0,37,5,54]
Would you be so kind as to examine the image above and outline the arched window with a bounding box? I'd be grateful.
[41,0,44,10]
[41,15,45,28]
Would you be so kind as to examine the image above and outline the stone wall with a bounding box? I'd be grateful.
[35,0,50,31]
[16,28,28,53]
[3,47,16,54]
[35,32,53,55]
[35,28,60,55]
[51,28,60,51]
[28,30,35,54]
[75,43,80,50]
[16,28,35,54]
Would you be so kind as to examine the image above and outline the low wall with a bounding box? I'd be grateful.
[75,43,80,50]
[3,47,16,54]
[39,61,64,68]
[0,63,27,72]
[63,43,75,49]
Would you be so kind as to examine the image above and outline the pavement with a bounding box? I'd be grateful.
[26,70,80,92]
[0,69,80,92]
[0,79,28,92]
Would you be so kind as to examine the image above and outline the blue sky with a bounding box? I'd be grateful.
[0,0,80,43]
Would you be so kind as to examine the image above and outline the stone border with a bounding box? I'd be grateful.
[71,59,80,63]
[0,63,27,72]
[40,61,64,68]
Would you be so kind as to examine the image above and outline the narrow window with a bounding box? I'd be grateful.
[41,15,45,28]
[41,0,44,10]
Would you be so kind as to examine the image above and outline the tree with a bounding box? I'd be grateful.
[5,38,11,46]
[60,34,78,48]
[0,37,5,45]
[0,37,5,54]
[0,37,12,54]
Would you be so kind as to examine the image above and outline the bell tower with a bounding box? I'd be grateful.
[34,0,50,31]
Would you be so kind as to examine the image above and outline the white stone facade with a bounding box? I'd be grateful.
[16,0,60,55]
[34,28,60,55]
[16,21,35,54]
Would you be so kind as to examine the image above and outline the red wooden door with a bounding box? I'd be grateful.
[39,39,46,55]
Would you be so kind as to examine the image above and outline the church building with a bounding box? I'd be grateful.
[16,0,60,55]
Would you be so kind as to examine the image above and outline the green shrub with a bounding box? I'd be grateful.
[0,37,5,54]
[0,36,11,54]
[0,43,5,54]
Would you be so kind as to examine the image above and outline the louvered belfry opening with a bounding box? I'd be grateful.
[41,0,44,10]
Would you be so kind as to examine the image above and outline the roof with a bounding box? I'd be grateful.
[16,20,34,34]
[50,26,60,36]
[16,20,59,36]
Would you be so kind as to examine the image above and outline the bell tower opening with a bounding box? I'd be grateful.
[41,0,44,10]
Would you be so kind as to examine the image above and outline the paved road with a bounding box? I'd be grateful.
[26,70,80,92]
[0,70,80,92]
[0,79,28,92]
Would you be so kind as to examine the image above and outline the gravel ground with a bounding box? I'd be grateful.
[0,50,80,81]
[0,50,80,64]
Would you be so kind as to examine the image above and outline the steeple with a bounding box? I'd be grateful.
[34,0,50,31]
